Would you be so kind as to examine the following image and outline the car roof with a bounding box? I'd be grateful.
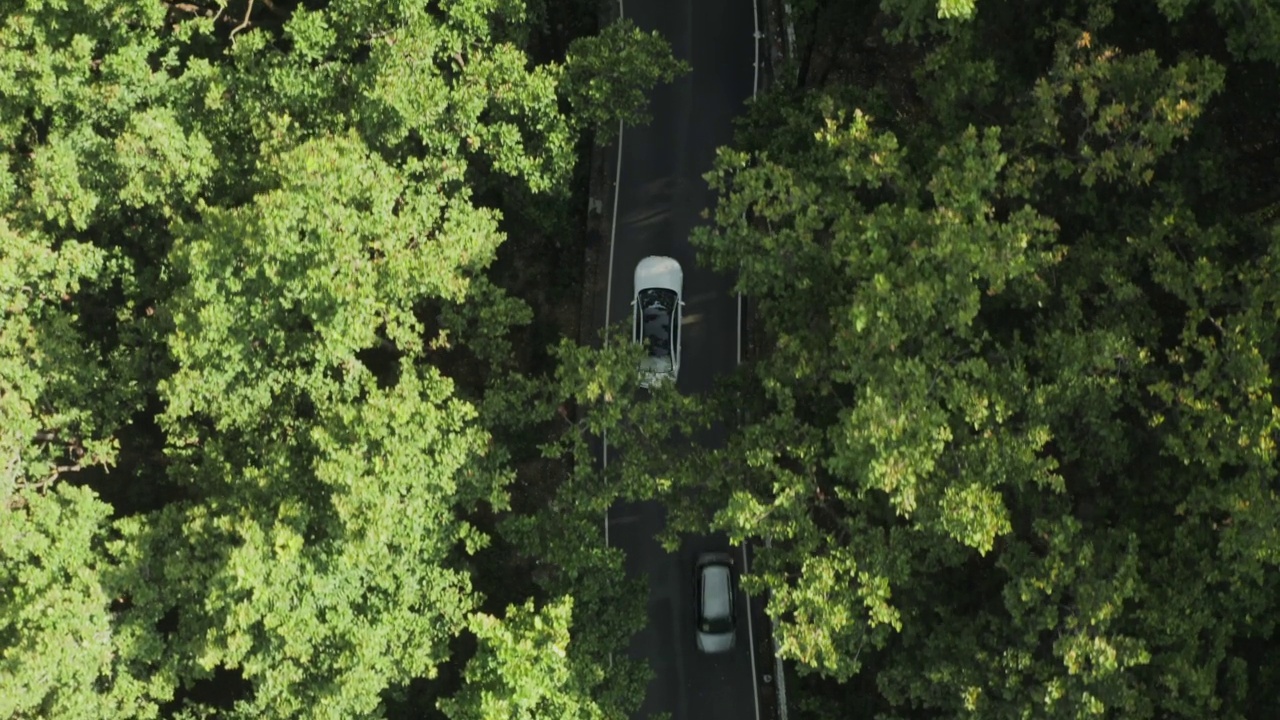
[700,563,732,621]
[634,256,682,293]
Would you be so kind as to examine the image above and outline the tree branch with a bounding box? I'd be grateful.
[230,0,254,42]
[40,463,83,488]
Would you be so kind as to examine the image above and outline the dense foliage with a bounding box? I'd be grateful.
[0,0,680,717]
[8,0,1280,717]
[672,0,1280,717]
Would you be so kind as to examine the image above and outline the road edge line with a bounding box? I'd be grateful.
[603,0,625,542]
[745,1,791,718]
[743,544,761,720]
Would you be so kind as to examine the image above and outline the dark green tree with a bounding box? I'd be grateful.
[680,0,1280,716]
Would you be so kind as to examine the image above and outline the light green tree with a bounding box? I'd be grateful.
[440,598,604,720]
[562,18,690,143]
[0,485,121,718]
[2,0,684,716]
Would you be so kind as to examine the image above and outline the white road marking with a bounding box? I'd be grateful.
[603,3,626,541]
[737,298,744,365]
[743,543,761,720]
[745,4,773,719]
[740,0,760,369]
[603,123,624,343]
[608,513,643,526]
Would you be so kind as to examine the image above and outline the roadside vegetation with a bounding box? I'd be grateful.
[5,0,1280,718]
[652,0,1280,717]
[0,1,681,718]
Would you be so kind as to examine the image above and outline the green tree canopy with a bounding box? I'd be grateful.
[1,0,681,716]
[676,0,1280,716]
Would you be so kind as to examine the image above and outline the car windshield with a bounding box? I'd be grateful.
[638,288,676,365]
[700,616,734,634]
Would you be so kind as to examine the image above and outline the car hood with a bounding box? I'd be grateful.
[634,256,682,293]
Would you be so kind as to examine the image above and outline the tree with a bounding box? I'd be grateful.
[440,598,601,720]
[1,3,185,711]
[0,221,127,498]
[2,0,685,716]
[562,18,690,144]
[105,133,502,718]
[683,0,1280,716]
[0,484,120,719]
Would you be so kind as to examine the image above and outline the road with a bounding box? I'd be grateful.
[598,0,758,718]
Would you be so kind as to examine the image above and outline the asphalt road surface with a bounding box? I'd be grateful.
[599,0,758,718]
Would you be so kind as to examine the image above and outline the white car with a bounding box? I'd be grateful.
[695,552,736,653]
[632,256,683,388]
